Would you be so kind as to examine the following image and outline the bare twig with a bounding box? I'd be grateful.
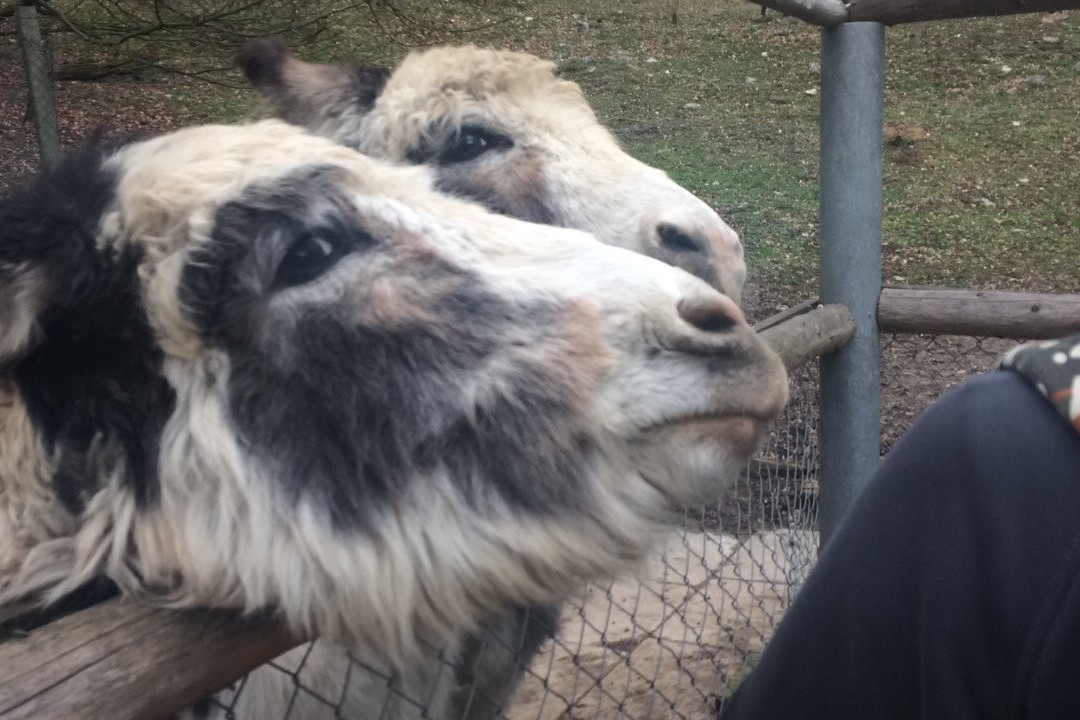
[19,0,520,85]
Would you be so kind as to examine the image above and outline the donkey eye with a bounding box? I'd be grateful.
[440,126,512,164]
[273,232,346,289]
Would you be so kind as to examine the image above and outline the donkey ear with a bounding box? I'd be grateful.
[238,39,391,139]
[0,141,120,364]
[237,36,291,90]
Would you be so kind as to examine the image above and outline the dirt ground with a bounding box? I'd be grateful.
[0,34,182,195]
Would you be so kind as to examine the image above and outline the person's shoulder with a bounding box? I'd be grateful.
[1000,334,1080,436]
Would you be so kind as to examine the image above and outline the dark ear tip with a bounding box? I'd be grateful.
[237,37,290,87]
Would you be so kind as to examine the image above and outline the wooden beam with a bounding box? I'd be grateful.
[747,0,1080,24]
[878,287,1080,339]
[0,599,298,720]
[746,0,849,25]
[759,303,856,369]
[847,0,1080,25]
[753,298,820,333]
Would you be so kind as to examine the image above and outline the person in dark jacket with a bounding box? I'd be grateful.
[720,334,1080,720]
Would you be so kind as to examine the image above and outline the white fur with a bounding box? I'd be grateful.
[0,267,46,362]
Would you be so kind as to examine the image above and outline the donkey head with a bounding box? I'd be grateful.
[0,121,784,661]
[239,41,747,303]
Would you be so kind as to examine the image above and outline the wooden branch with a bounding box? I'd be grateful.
[753,298,820,333]
[878,287,1080,339]
[55,58,137,80]
[0,599,298,720]
[760,303,855,369]
[745,0,849,25]
[847,0,1080,25]
[747,0,1080,24]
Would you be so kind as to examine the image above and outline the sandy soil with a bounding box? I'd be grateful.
[507,529,818,720]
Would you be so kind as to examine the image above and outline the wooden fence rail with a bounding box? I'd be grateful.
[750,0,1080,26]
[0,599,296,720]
[758,303,855,369]
[878,287,1080,339]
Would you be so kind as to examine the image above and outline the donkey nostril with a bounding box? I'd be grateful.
[687,310,736,334]
[657,223,705,255]
[677,298,740,334]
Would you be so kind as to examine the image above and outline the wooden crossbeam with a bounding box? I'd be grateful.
[746,0,1080,25]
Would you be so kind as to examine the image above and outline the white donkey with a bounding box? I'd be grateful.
[238,41,746,304]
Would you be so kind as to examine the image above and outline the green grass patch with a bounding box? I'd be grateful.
[150,1,1080,299]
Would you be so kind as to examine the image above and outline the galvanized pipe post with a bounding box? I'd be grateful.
[818,22,885,545]
[16,2,62,168]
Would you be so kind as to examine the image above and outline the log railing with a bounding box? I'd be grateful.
[757,303,856,369]
[878,287,1080,339]
[750,0,1080,26]
[0,599,296,720]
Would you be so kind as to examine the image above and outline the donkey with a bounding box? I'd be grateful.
[234,42,758,718]
[238,41,746,304]
[0,121,785,719]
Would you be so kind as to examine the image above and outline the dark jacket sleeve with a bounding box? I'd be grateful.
[720,371,1080,720]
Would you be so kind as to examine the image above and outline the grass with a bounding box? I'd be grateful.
[519,3,1080,298]
[146,1,1080,303]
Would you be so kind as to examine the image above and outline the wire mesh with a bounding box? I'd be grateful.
[192,363,822,720]
[880,334,1020,452]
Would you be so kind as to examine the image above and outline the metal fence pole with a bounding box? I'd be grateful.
[16,2,62,168]
[818,22,885,545]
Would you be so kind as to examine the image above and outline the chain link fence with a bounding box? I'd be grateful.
[880,333,1021,452]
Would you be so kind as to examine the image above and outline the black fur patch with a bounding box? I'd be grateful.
[237,37,291,89]
[180,173,597,528]
[179,167,368,345]
[0,577,119,641]
[451,603,560,715]
[232,296,595,526]
[348,65,392,114]
[0,140,175,512]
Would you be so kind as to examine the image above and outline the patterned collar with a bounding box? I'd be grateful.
[1000,333,1080,435]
